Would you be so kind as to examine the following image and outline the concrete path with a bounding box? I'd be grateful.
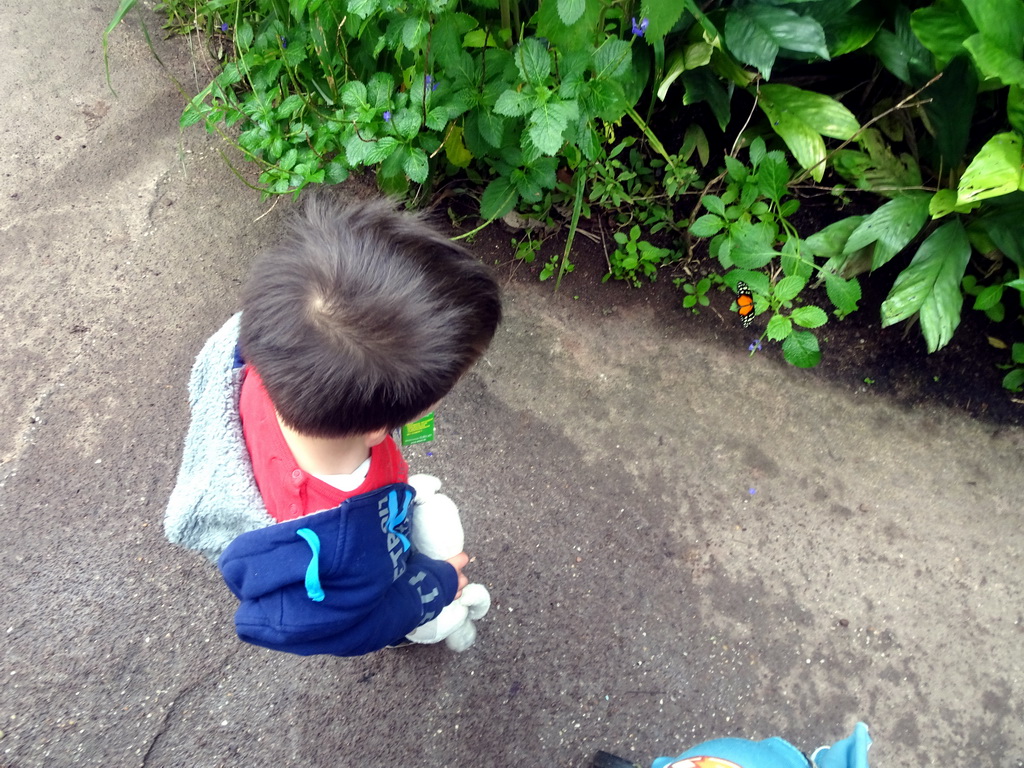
[2,4,1022,767]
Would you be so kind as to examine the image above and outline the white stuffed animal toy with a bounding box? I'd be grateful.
[404,474,491,651]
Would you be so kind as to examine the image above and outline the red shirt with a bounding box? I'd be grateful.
[239,367,408,523]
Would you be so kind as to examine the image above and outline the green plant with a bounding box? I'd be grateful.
[678,276,713,313]
[689,136,858,367]
[605,224,672,286]
[1000,343,1024,392]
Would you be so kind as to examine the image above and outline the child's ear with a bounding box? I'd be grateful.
[364,427,389,448]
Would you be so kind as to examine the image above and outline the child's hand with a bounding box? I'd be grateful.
[446,551,469,599]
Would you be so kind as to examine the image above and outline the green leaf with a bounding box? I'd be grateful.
[640,0,687,41]
[791,305,828,328]
[805,216,865,259]
[729,221,778,269]
[478,111,507,148]
[364,136,399,164]
[766,314,793,341]
[682,68,733,132]
[880,220,971,352]
[843,192,931,270]
[515,38,552,86]
[823,272,862,317]
[974,283,1004,310]
[340,81,368,108]
[910,0,975,69]
[403,148,430,184]
[1009,86,1024,134]
[347,0,378,18]
[774,275,806,302]
[528,100,577,155]
[444,125,474,168]
[401,16,430,49]
[392,108,422,140]
[757,155,790,203]
[689,213,725,238]
[702,195,726,217]
[758,84,859,182]
[495,89,535,117]
[536,0,602,50]
[594,39,633,79]
[366,72,394,109]
[957,132,1024,205]
[1003,367,1024,392]
[964,32,1024,87]
[480,176,519,220]
[725,5,829,80]
[782,330,822,367]
[557,0,585,26]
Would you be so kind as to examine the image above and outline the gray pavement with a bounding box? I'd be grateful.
[2,3,1023,767]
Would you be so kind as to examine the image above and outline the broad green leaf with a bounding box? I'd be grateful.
[922,56,977,169]
[775,275,806,302]
[689,213,725,238]
[682,68,733,132]
[495,89,535,117]
[478,111,507,148]
[557,0,586,26]
[929,188,979,218]
[347,0,378,18]
[536,0,602,50]
[963,0,1024,58]
[843,192,931,270]
[702,195,726,217]
[392,108,422,140]
[880,220,971,352]
[757,155,790,203]
[964,32,1024,87]
[791,305,828,328]
[758,84,859,181]
[403,148,430,184]
[515,38,552,86]
[480,176,519,220]
[366,73,393,109]
[805,216,865,259]
[910,0,975,69]
[1003,368,1024,392]
[585,78,629,122]
[729,221,779,269]
[340,81,368,108]
[823,271,862,317]
[782,330,822,367]
[974,284,1004,310]
[640,0,687,40]
[725,5,829,80]
[974,193,1024,266]
[957,132,1024,205]
[594,39,633,79]
[780,237,812,280]
[766,314,793,341]
[528,100,577,155]
[364,136,399,164]
[1009,86,1024,134]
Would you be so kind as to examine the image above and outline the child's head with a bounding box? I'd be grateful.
[239,194,501,438]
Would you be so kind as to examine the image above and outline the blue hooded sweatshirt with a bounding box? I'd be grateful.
[218,483,458,656]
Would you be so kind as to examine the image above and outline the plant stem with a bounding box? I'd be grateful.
[625,106,676,171]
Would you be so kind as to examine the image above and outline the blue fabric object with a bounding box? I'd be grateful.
[218,482,458,656]
[812,723,871,768]
[651,723,870,768]
[295,528,326,602]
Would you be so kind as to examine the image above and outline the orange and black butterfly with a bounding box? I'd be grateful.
[736,281,755,327]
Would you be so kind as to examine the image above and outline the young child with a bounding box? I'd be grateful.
[164,195,502,656]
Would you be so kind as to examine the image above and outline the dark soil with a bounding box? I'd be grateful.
[454,206,1024,430]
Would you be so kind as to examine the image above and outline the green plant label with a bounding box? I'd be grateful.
[401,412,435,446]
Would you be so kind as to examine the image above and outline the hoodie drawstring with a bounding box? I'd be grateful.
[296,528,325,602]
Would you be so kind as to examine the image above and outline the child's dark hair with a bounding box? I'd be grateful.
[239,194,501,437]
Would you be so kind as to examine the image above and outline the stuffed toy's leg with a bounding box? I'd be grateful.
[403,474,491,651]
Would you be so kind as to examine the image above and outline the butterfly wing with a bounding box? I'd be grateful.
[736,281,755,327]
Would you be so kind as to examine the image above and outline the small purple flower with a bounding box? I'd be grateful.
[382,110,392,122]
[220,22,229,32]
[631,17,649,37]
[425,74,438,91]
[748,338,762,353]
[749,488,757,495]
[280,36,288,49]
